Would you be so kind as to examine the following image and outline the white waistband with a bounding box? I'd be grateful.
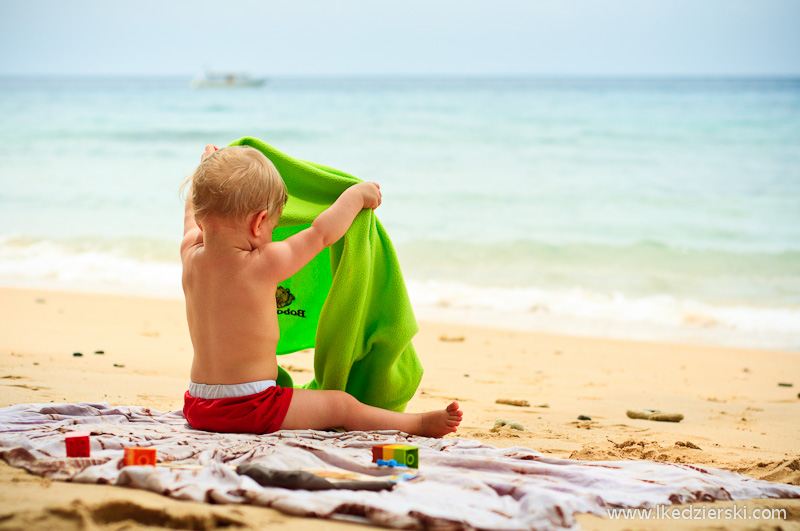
[189,379,277,399]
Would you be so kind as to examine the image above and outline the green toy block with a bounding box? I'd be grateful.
[391,445,418,468]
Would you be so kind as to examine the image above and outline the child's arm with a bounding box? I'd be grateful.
[264,182,381,281]
[180,193,203,259]
[180,145,217,259]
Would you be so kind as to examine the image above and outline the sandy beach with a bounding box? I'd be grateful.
[0,286,798,530]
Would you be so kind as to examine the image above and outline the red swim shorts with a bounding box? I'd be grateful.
[183,385,294,434]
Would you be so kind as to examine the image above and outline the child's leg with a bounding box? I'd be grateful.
[280,389,462,438]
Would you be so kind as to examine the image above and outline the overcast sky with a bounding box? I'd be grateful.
[2,0,799,77]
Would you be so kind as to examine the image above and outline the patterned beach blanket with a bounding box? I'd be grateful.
[1,403,798,530]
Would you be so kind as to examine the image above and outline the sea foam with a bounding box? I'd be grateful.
[406,279,800,350]
[1,236,797,351]
[0,236,182,298]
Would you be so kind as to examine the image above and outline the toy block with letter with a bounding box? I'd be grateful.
[391,445,418,468]
[371,444,418,468]
[65,431,91,457]
[123,447,156,466]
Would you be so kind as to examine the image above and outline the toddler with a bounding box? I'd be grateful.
[181,144,462,437]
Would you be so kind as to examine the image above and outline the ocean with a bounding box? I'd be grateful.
[1,77,798,350]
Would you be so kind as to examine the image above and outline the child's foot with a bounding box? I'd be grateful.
[417,401,462,438]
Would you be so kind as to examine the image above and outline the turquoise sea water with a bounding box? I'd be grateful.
[1,77,798,349]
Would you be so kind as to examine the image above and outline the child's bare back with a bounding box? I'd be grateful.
[180,144,462,438]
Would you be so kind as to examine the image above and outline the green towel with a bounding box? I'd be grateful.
[228,137,423,412]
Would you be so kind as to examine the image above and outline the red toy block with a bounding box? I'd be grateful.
[65,431,90,457]
[123,447,156,466]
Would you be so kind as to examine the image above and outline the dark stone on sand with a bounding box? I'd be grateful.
[113,363,125,368]
[72,352,83,357]
[577,415,591,421]
[777,382,793,387]
[94,350,104,355]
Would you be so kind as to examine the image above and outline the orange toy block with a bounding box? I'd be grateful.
[123,447,156,466]
[65,431,91,457]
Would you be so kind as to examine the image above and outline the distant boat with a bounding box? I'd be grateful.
[190,72,267,89]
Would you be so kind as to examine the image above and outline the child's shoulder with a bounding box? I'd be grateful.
[247,240,295,282]
[250,240,281,263]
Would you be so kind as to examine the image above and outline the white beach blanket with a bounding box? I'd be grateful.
[1,402,797,530]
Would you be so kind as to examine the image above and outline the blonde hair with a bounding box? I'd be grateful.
[185,146,287,222]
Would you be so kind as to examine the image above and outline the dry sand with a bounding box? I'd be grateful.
[0,286,798,530]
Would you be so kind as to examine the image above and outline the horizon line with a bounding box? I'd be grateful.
[1,73,800,80]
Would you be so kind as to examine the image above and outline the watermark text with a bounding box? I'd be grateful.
[607,504,787,521]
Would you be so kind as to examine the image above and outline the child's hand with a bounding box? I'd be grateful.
[201,144,218,161]
[355,182,382,209]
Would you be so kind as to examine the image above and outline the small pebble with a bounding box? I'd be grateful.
[777,382,793,387]
[72,352,83,357]
[493,418,525,431]
[94,350,105,355]
[113,363,125,368]
[577,415,592,421]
